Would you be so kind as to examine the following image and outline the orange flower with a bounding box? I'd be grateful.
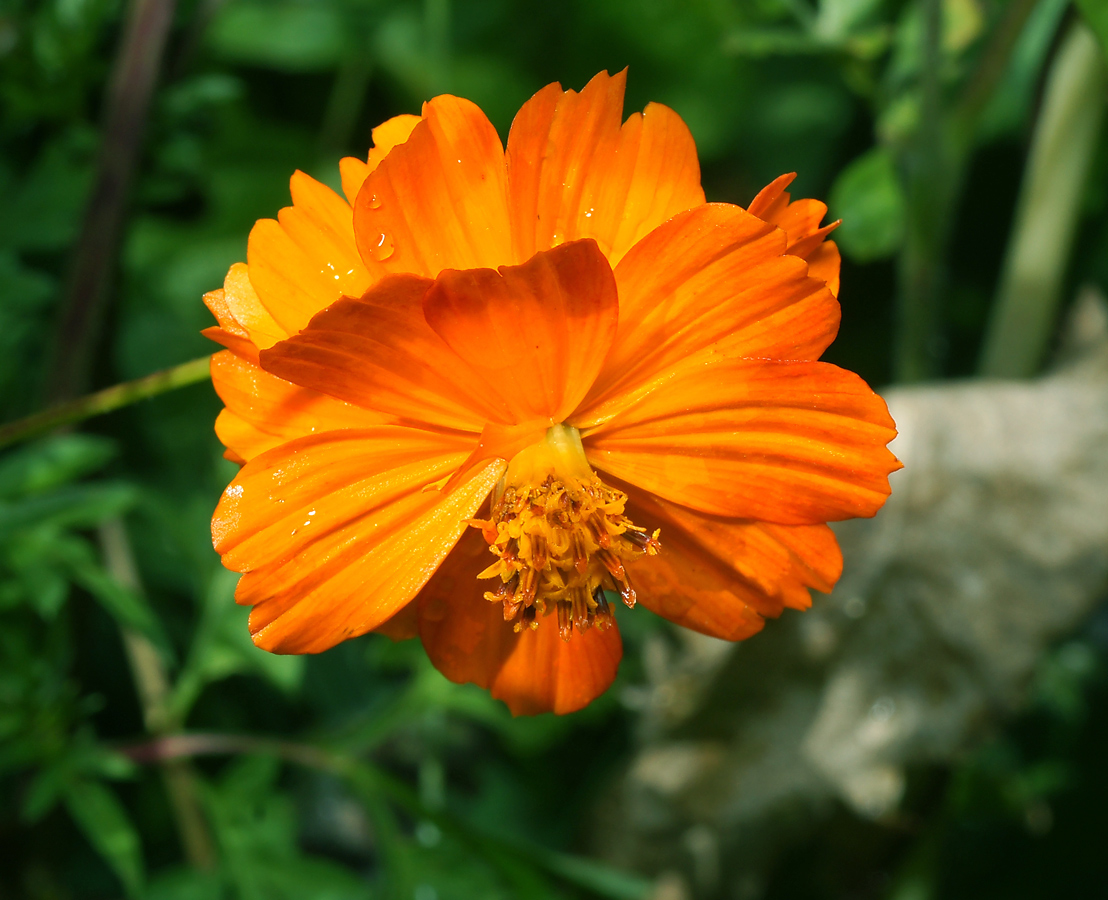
[204,71,900,715]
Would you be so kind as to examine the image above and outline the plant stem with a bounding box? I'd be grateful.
[46,0,178,402]
[0,356,211,450]
[893,0,948,383]
[978,19,1108,377]
[120,731,654,899]
[100,520,217,872]
[893,0,1047,382]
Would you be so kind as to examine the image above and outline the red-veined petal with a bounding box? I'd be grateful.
[259,273,511,432]
[584,358,900,524]
[423,240,618,424]
[574,203,839,426]
[210,350,385,463]
[622,485,841,639]
[213,428,503,654]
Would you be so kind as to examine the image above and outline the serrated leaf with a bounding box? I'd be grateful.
[21,739,138,822]
[63,779,145,898]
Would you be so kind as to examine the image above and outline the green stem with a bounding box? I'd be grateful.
[893,0,1052,383]
[0,355,211,450]
[46,0,179,402]
[978,19,1107,377]
[893,0,949,383]
[120,732,654,900]
[100,520,217,872]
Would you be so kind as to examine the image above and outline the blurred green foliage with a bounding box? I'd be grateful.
[1,0,1107,898]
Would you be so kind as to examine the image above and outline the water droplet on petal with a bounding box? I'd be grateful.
[370,232,395,261]
[584,207,594,218]
[368,193,382,209]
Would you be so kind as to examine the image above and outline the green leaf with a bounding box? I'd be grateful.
[0,135,94,251]
[65,545,171,653]
[21,738,138,822]
[0,434,116,501]
[171,569,303,720]
[0,482,137,537]
[207,0,347,71]
[828,146,907,261]
[1075,0,1108,56]
[63,779,145,898]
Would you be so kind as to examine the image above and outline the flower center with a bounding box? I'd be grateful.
[468,424,660,641]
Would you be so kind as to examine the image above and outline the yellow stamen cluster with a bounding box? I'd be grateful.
[468,425,660,641]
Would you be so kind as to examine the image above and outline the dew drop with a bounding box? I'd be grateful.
[584,207,594,218]
[368,193,382,209]
[370,232,395,261]
[291,528,298,536]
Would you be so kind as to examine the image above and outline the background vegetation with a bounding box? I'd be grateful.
[1,0,1107,897]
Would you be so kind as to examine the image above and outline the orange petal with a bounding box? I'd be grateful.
[213,428,504,654]
[339,113,422,205]
[259,274,512,432]
[417,529,623,715]
[202,264,288,363]
[339,157,371,207]
[210,350,385,463]
[367,114,422,171]
[506,70,704,266]
[374,599,419,641]
[747,172,796,221]
[575,204,840,426]
[247,171,377,336]
[203,287,247,339]
[621,485,841,639]
[422,240,618,424]
[584,359,900,524]
[203,326,259,364]
[221,262,288,349]
[749,173,841,296]
[352,95,512,278]
[806,240,841,298]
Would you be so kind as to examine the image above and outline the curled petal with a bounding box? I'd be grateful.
[417,529,623,715]
[584,358,900,524]
[213,428,503,654]
[259,273,510,432]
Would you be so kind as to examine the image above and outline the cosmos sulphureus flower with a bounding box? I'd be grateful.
[203,71,899,715]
